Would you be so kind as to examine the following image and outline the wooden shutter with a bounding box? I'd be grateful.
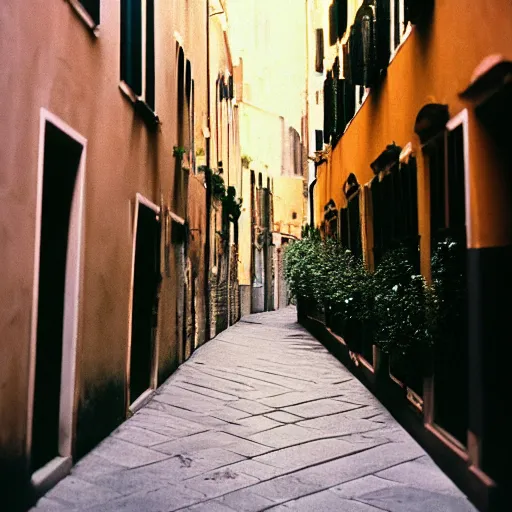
[427,135,446,239]
[348,194,362,259]
[340,208,350,248]
[371,177,382,266]
[315,29,324,73]
[329,4,338,46]
[315,130,323,151]
[337,0,348,40]
[447,126,466,233]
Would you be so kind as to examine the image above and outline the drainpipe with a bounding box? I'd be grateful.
[204,0,212,341]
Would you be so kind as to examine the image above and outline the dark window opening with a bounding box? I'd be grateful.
[426,133,447,239]
[340,207,349,248]
[121,0,142,96]
[348,193,362,260]
[394,0,401,48]
[329,4,338,46]
[121,0,155,111]
[177,49,185,147]
[338,196,362,260]
[371,158,419,268]
[292,211,297,220]
[80,0,100,25]
[315,130,323,151]
[315,29,324,73]
[447,125,466,234]
[145,0,155,110]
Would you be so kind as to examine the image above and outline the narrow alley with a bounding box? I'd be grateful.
[32,308,475,512]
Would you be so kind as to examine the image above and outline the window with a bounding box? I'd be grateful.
[348,193,362,260]
[292,212,298,220]
[426,111,469,447]
[339,194,362,260]
[426,112,468,241]
[371,158,419,268]
[73,0,100,26]
[329,4,337,46]
[315,29,324,73]
[390,0,407,52]
[315,130,323,151]
[121,0,155,110]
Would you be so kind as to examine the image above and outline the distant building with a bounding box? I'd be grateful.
[228,0,308,314]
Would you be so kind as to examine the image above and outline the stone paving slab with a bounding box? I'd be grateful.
[31,307,477,512]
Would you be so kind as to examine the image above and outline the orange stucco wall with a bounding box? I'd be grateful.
[315,0,512,267]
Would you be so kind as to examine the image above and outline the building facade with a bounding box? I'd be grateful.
[228,0,308,315]
[0,1,240,509]
[310,0,512,509]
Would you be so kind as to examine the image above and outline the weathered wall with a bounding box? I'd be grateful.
[0,0,217,505]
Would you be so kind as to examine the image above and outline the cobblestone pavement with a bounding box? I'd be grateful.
[32,307,477,511]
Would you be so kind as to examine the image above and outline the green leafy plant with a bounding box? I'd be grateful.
[371,247,433,358]
[284,230,439,374]
[173,146,186,159]
[430,236,466,345]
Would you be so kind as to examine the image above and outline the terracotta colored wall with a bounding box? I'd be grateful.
[0,0,216,496]
[315,0,512,262]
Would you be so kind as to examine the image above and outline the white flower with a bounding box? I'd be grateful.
[392,285,399,292]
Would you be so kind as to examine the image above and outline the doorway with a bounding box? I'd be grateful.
[171,218,187,363]
[28,110,86,480]
[129,196,161,408]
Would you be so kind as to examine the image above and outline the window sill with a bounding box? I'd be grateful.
[67,0,99,35]
[119,82,160,131]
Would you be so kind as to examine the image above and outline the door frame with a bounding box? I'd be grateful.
[126,193,161,413]
[27,108,87,487]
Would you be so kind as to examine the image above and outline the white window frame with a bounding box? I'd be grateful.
[445,108,472,247]
[119,0,155,111]
[390,0,412,62]
[67,0,100,33]
[27,108,87,490]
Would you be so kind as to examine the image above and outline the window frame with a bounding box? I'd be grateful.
[67,0,100,31]
[389,0,413,62]
[120,0,158,120]
[445,109,471,245]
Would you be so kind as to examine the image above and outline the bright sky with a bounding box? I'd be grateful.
[227,0,307,132]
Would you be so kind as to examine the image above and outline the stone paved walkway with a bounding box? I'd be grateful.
[32,307,477,511]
